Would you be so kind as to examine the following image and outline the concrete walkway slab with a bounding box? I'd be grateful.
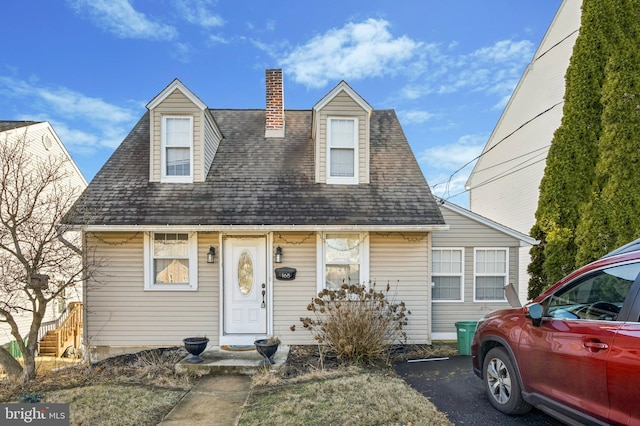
[159,375,252,426]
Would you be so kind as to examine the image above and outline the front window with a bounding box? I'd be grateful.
[162,116,193,182]
[432,249,464,301]
[144,232,198,290]
[320,233,368,291]
[474,248,508,301]
[327,118,358,184]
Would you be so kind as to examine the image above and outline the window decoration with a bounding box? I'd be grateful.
[237,250,254,295]
[144,232,198,290]
[320,233,369,291]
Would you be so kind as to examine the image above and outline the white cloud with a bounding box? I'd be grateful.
[279,18,422,88]
[48,120,101,153]
[400,39,534,100]
[67,0,177,40]
[427,171,471,206]
[398,110,436,125]
[208,34,229,45]
[423,135,486,206]
[419,134,486,170]
[170,42,192,63]
[473,39,534,63]
[174,0,224,28]
[0,76,138,152]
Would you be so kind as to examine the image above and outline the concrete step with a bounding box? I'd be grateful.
[175,345,289,376]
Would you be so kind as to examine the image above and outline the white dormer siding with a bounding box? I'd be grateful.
[147,79,222,183]
[313,82,372,184]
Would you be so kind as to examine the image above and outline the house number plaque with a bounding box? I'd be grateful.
[275,267,296,280]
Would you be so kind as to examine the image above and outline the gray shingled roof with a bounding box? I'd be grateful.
[65,109,444,227]
[0,120,41,132]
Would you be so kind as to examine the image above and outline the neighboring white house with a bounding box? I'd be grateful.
[465,0,582,302]
[0,121,87,349]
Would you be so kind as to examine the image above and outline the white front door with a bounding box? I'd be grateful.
[223,237,267,339]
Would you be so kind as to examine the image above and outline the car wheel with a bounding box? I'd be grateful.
[483,347,532,415]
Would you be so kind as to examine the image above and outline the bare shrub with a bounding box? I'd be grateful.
[294,281,409,363]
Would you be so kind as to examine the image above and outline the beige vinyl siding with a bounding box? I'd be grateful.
[369,233,431,344]
[86,232,220,351]
[273,232,431,345]
[202,111,221,178]
[431,207,521,336]
[149,89,204,182]
[315,91,370,184]
[272,233,317,344]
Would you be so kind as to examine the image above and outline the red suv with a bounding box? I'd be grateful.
[472,239,640,425]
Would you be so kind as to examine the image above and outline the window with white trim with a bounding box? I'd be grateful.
[327,117,358,184]
[161,116,193,182]
[474,248,508,301]
[319,233,369,291]
[144,232,198,290]
[432,248,464,301]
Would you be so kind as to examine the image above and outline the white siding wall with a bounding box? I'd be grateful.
[431,207,522,339]
[467,0,581,235]
[86,232,220,361]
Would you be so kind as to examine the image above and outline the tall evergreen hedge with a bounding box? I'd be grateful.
[529,0,640,297]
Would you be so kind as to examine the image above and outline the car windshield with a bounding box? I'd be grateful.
[544,263,640,321]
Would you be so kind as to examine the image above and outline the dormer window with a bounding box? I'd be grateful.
[161,116,193,183]
[327,117,358,184]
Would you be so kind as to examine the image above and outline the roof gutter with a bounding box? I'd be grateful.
[65,224,450,233]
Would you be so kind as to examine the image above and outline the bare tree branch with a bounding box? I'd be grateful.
[0,127,92,381]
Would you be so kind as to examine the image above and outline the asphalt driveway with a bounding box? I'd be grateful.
[394,355,564,425]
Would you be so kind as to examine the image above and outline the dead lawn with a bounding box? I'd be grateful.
[0,344,458,425]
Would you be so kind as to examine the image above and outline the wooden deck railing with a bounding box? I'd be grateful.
[38,302,83,357]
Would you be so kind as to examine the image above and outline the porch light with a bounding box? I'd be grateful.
[275,246,283,263]
[207,246,216,264]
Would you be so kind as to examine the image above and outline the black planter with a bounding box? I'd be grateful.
[183,337,209,363]
[254,339,279,365]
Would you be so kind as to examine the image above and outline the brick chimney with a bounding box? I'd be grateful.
[265,69,285,138]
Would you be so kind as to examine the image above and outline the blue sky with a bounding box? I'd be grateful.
[1,0,562,206]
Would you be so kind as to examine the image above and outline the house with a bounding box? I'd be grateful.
[465,0,582,302]
[0,121,87,352]
[431,200,536,340]
[65,70,457,362]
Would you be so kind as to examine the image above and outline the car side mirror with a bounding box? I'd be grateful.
[526,303,543,327]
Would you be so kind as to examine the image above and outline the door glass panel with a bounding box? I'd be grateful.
[237,250,254,295]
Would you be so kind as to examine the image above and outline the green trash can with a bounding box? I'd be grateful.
[455,321,478,356]
[7,339,28,358]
